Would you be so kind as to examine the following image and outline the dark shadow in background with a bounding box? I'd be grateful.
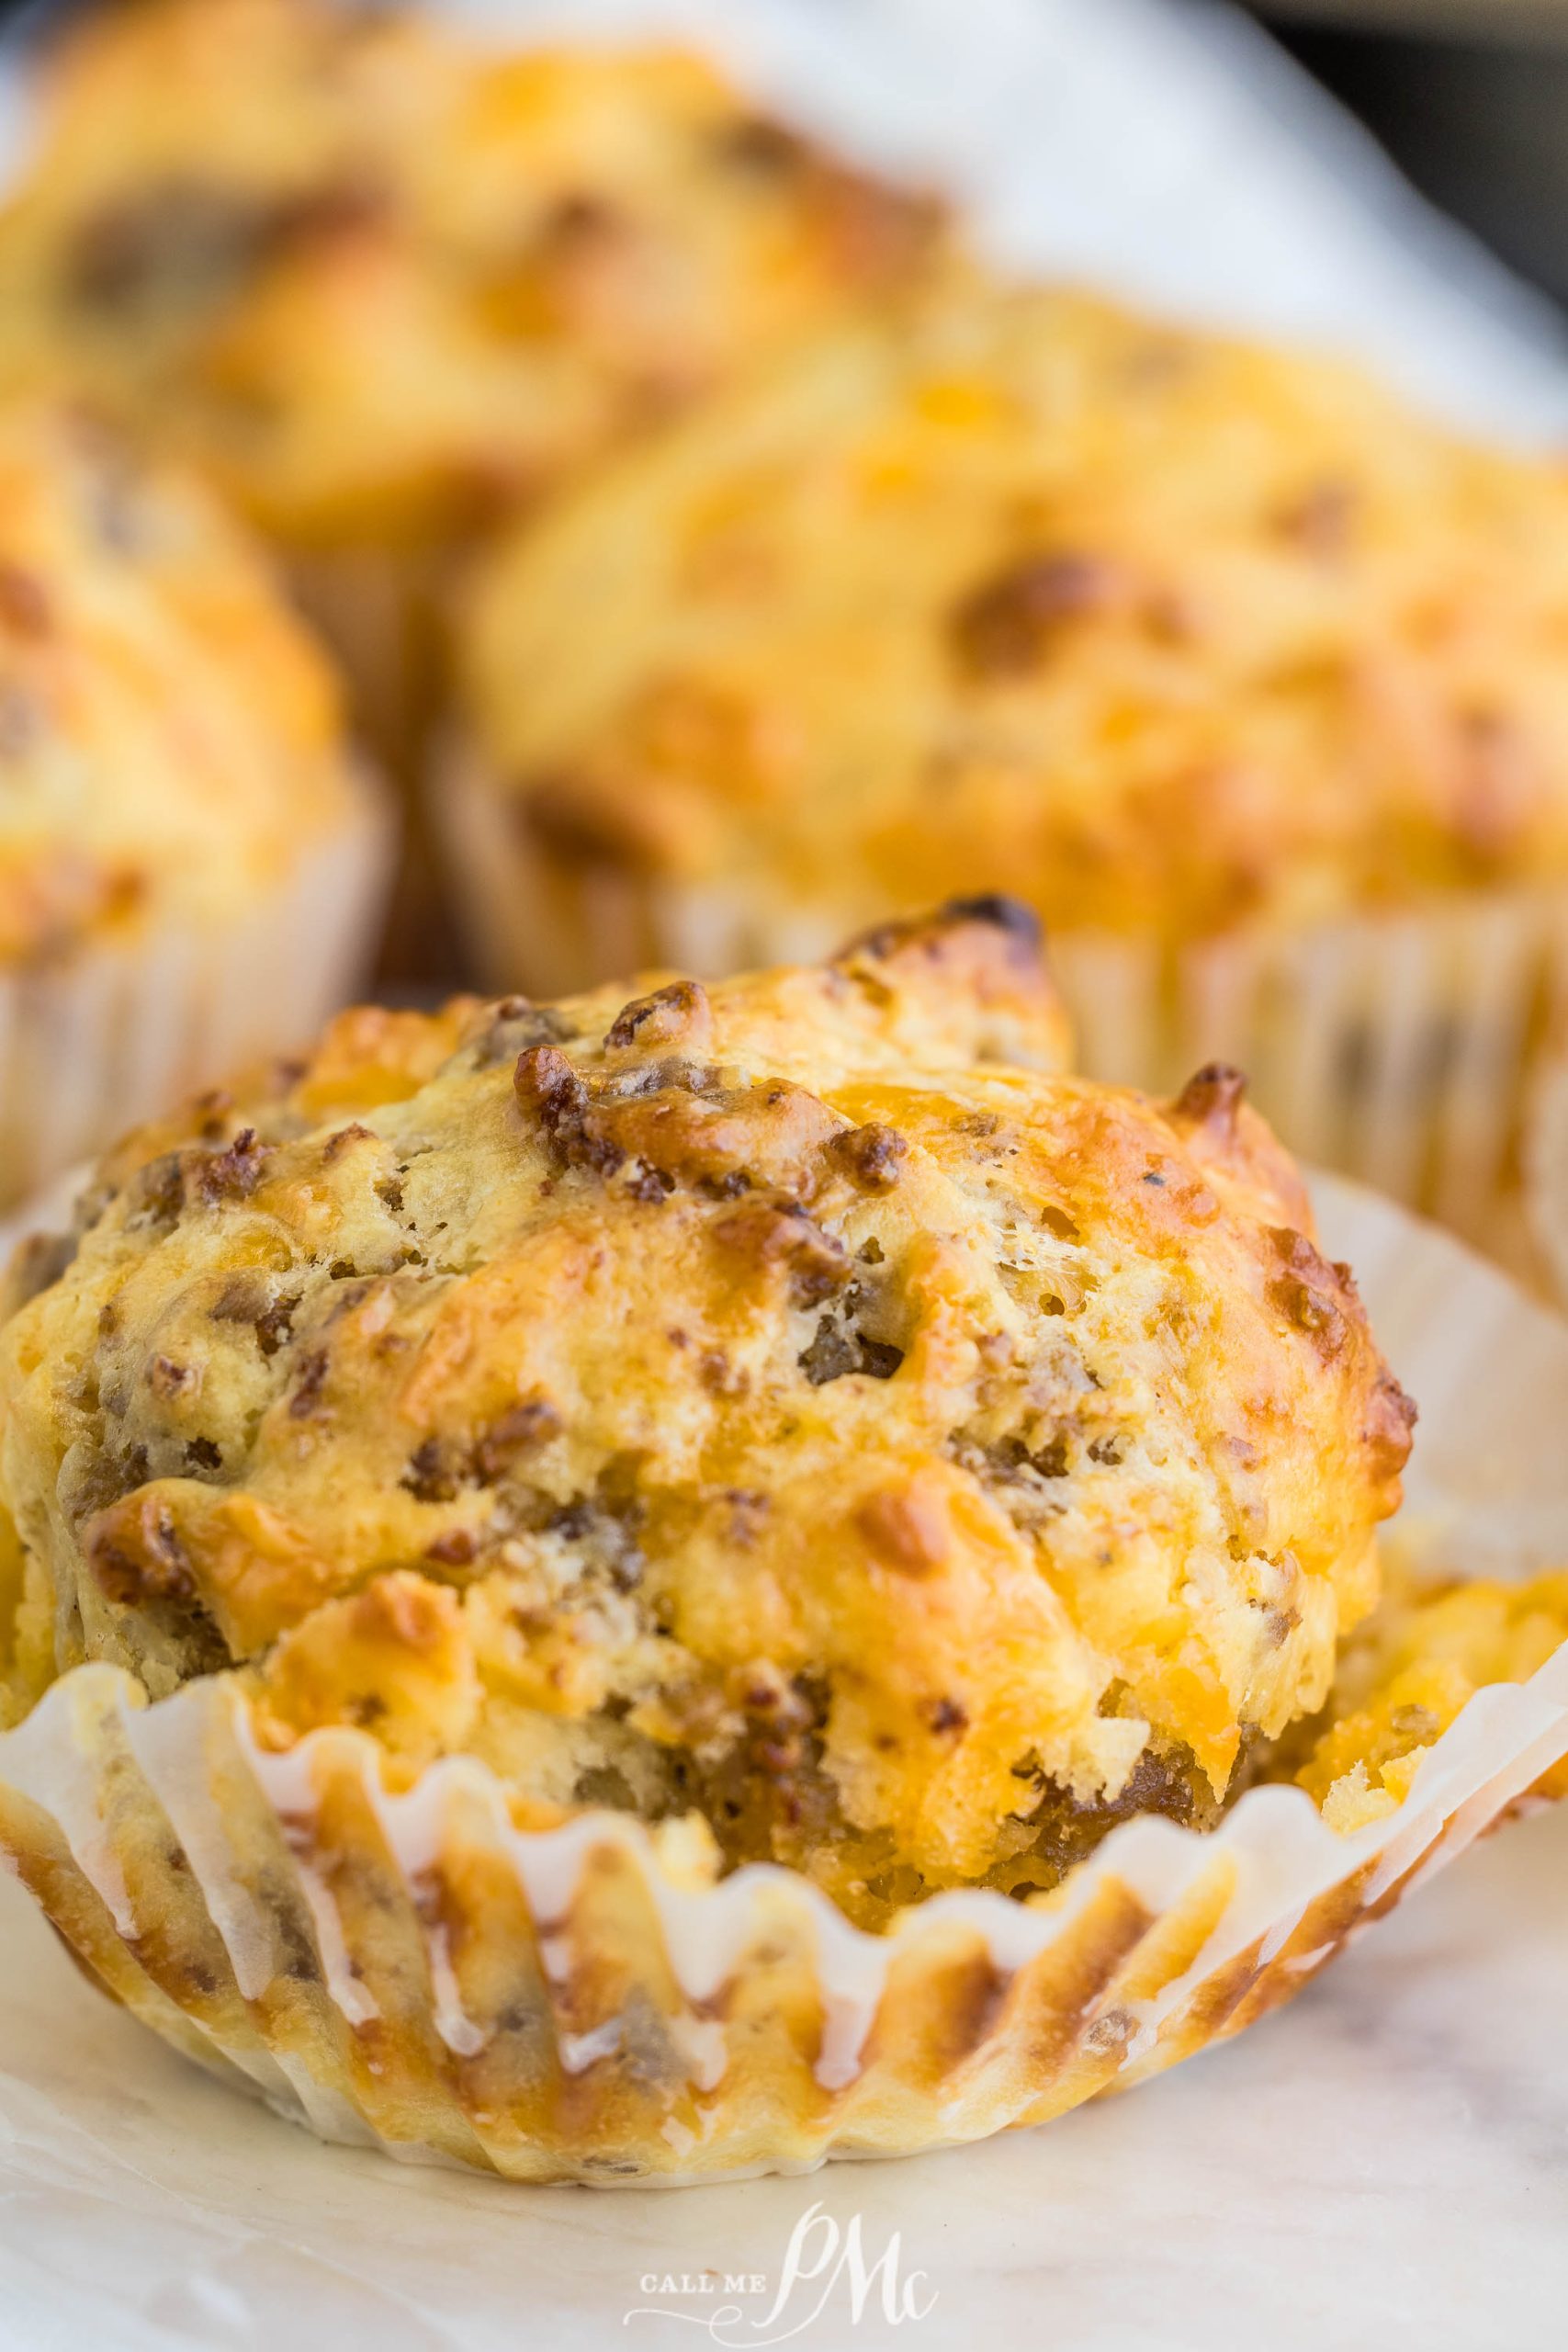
[1242,10,1568,314]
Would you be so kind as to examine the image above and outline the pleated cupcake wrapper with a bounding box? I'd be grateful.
[1,1644,1565,2188]
[0,772,395,1211]
[1526,1050,1568,1307]
[438,741,1568,1250]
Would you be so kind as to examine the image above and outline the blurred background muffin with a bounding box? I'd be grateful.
[0,0,946,967]
[456,267,1568,1244]
[0,0,942,546]
[0,400,387,1204]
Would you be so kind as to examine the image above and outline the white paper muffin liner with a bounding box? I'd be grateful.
[438,742,1568,1253]
[1526,1046,1568,1306]
[1,1171,1566,2185]
[0,1643,1565,2189]
[0,772,394,1210]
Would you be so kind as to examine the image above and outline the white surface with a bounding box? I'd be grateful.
[1,1172,1567,2349]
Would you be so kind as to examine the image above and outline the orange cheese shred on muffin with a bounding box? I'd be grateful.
[0,900,1416,1928]
[1280,1564,1568,1830]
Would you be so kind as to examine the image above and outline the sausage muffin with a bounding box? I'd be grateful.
[17,899,1562,2188]
[457,270,1568,1241]
[0,0,946,967]
[0,401,386,1205]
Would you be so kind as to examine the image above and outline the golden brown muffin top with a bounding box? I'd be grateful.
[0,903,1415,1923]
[464,273,1568,944]
[0,402,358,964]
[0,0,944,547]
